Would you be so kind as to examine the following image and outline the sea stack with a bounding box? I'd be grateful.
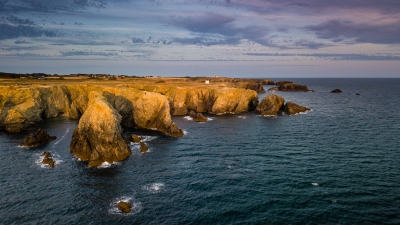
[70,91,131,167]
[255,94,285,116]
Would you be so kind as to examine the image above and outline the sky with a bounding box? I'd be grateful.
[1,0,400,78]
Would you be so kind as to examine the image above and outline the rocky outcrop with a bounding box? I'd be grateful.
[261,80,275,85]
[283,102,310,115]
[70,92,131,167]
[140,142,149,153]
[331,89,342,93]
[0,86,71,133]
[41,151,55,168]
[131,134,142,143]
[268,81,311,92]
[275,80,293,86]
[20,129,56,148]
[234,82,266,94]
[255,94,285,116]
[117,201,132,213]
[189,110,208,122]
[279,83,309,92]
[256,94,310,116]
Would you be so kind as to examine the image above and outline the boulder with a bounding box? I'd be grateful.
[131,134,142,143]
[140,141,149,153]
[189,110,208,122]
[117,201,132,213]
[70,92,131,167]
[41,151,55,168]
[283,102,310,115]
[20,129,56,148]
[256,94,285,116]
[331,89,342,93]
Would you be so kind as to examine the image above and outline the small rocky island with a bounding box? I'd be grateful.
[20,129,56,148]
[0,76,311,167]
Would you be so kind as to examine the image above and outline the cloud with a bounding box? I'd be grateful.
[239,0,400,15]
[0,0,107,13]
[14,39,32,44]
[59,50,118,57]
[245,52,400,61]
[171,13,274,47]
[5,15,35,25]
[172,36,240,46]
[306,20,400,44]
[0,23,57,40]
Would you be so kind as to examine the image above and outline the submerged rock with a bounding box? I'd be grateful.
[331,89,342,93]
[283,102,310,115]
[140,142,149,153]
[256,94,285,116]
[70,92,131,167]
[355,93,361,95]
[20,129,56,148]
[117,201,132,213]
[189,110,208,122]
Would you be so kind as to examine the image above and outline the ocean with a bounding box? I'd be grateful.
[1,78,399,224]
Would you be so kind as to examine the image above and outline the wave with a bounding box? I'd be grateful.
[142,182,165,193]
[311,183,319,186]
[183,116,193,121]
[97,161,121,169]
[109,196,142,216]
[237,116,247,119]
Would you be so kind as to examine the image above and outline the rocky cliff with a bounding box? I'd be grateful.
[127,85,258,116]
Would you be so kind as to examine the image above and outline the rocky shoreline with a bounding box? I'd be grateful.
[0,77,311,166]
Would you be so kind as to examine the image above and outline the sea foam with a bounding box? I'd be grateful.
[142,182,165,193]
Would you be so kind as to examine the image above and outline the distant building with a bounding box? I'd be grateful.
[205,80,210,84]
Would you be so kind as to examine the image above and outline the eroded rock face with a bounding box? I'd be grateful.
[256,94,285,116]
[70,91,131,167]
[284,102,310,115]
[117,201,132,213]
[189,110,208,122]
[211,89,258,115]
[20,129,56,148]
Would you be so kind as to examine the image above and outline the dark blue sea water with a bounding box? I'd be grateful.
[1,78,399,224]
